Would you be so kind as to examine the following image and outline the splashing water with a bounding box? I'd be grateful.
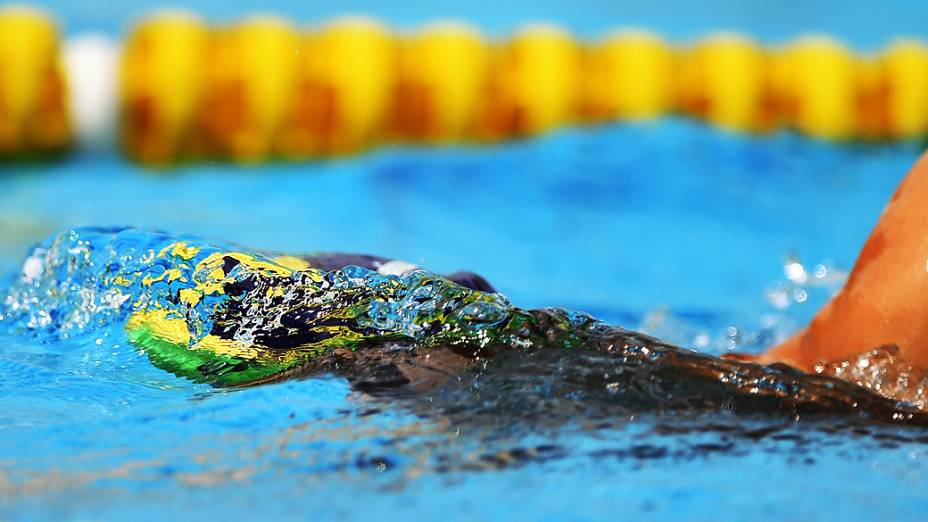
[639,255,849,356]
[1,227,927,425]
[1,227,609,386]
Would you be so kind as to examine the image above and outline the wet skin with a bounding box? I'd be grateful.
[761,151,928,372]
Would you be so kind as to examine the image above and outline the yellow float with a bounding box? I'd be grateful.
[581,30,674,121]
[676,33,770,132]
[276,16,394,157]
[391,22,488,141]
[119,10,208,163]
[477,24,580,138]
[196,16,298,162]
[880,39,928,139]
[770,36,858,140]
[0,6,71,157]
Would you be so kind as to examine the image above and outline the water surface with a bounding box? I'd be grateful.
[2,121,927,520]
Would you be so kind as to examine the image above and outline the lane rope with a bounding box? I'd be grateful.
[3,6,928,163]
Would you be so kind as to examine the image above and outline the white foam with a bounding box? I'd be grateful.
[21,254,43,284]
[63,33,119,151]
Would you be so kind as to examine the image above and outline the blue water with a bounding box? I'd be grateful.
[2,121,928,520]
[29,0,928,50]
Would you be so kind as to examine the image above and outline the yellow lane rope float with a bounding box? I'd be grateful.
[476,24,582,138]
[0,5,71,158]
[6,7,928,164]
[390,21,488,142]
[580,30,675,122]
[118,10,208,163]
[771,36,860,140]
[676,33,771,132]
[277,16,394,158]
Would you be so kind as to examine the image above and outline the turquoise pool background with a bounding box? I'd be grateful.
[5,0,928,519]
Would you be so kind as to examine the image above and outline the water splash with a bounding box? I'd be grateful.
[816,345,928,410]
[638,255,849,356]
[2,227,926,424]
[0,227,608,386]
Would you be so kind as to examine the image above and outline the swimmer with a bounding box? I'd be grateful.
[2,227,926,426]
[6,153,928,424]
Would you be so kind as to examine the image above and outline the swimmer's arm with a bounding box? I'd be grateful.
[761,152,928,371]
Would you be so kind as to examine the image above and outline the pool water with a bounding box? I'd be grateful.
[2,121,928,520]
